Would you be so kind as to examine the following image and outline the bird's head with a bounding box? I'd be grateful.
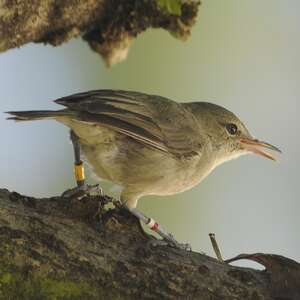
[190,102,281,166]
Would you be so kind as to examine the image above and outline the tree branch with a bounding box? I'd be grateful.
[0,188,299,299]
[0,0,200,66]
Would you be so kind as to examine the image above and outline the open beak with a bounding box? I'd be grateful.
[240,138,282,161]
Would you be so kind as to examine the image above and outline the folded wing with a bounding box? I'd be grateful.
[55,90,203,157]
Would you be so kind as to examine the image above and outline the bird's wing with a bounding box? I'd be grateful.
[55,90,203,157]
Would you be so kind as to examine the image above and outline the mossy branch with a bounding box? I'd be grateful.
[0,0,200,66]
[0,188,299,299]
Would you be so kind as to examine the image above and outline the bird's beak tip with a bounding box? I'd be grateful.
[240,138,281,162]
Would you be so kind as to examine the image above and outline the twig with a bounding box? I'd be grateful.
[209,233,224,262]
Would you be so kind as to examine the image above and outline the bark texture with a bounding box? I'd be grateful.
[0,0,200,66]
[0,188,299,300]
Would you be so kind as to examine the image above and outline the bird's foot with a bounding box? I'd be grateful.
[166,237,192,251]
[148,237,192,251]
[127,207,192,251]
[61,184,102,199]
[148,238,169,248]
[150,224,192,251]
[172,241,192,251]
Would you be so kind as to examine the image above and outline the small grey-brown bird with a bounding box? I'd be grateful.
[7,90,281,248]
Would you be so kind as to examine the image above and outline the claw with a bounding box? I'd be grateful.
[62,184,102,199]
[148,238,192,251]
[175,242,192,251]
[167,239,192,251]
[148,239,169,248]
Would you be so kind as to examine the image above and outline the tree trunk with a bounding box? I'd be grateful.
[0,188,299,300]
[0,0,200,66]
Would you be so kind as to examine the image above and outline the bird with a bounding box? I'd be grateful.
[7,90,281,248]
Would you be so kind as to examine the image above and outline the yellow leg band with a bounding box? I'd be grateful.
[74,162,85,182]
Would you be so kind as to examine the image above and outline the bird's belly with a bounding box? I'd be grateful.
[61,118,212,196]
[81,141,206,195]
[84,145,216,199]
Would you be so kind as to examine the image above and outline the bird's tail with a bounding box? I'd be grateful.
[6,110,71,121]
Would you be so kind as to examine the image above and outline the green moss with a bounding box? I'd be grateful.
[33,279,93,300]
[156,0,182,15]
[0,267,98,300]
[0,272,13,285]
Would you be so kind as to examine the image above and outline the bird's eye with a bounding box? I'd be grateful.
[226,123,238,135]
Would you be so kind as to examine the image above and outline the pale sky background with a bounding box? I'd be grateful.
[1,0,299,266]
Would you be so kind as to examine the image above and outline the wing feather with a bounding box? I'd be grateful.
[55,90,202,157]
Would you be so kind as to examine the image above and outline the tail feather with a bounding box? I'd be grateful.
[6,110,70,121]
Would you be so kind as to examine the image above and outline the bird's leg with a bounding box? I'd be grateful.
[62,130,102,198]
[127,207,191,251]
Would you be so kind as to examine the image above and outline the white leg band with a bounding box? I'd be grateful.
[146,218,156,229]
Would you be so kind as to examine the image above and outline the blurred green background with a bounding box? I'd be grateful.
[1,1,299,264]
